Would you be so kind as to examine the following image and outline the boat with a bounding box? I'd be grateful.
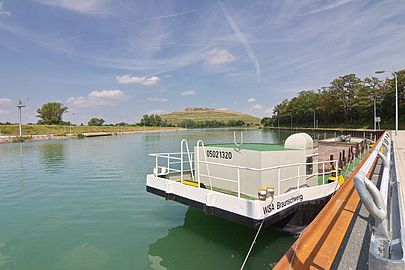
[146,132,346,234]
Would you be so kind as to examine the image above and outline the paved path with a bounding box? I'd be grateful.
[393,131,405,222]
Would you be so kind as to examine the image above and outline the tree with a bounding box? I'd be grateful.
[140,114,167,126]
[88,118,105,126]
[261,117,272,127]
[37,102,68,125]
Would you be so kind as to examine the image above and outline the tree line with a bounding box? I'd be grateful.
[262,69,405,128]
[138,115,248,128]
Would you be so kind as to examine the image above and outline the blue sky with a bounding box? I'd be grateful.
[0,0,405,124]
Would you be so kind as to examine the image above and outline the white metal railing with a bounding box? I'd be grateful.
[196,158,339,197]
[149,151,195,177]
[149,139,341,199]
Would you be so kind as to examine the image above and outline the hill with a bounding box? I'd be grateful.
[160,107,261,125]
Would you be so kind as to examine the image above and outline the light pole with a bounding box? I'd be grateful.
[69,112,76,134]
[373,97,376,131]
[310,109,316,129]
[375,70,398,135]
[290,115,293,129]
[16,100,26,137]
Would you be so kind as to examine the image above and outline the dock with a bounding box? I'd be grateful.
[273,130,405,270]
[82,132,113,137]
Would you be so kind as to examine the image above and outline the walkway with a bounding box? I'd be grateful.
[393,131,405,222]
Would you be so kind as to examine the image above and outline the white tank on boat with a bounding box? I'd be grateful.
[195,133,318,197]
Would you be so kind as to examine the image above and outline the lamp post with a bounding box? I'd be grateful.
[16,100,26,137]
[277,115,279,129]
[310,109,316,129]
[375,70,398,135]
[69,112,76,134]
[290,115,293,129]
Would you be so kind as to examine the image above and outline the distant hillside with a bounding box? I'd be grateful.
[160,107,261,125]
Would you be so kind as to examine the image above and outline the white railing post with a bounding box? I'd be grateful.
[197,144,200,187]
[297,164,300,189]
[155,155,158,175]
[167,154,170,173]
[277,168,281,196]
[322,162,325,185]
[180,142,184,182]
[237,168,241,198]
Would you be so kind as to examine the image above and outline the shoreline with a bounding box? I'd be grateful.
[0,128,185,144]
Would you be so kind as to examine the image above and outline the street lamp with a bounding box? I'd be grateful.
[375,70,398,135]
[290,115,293,129]
[69,112,76,134]
[310,109,316,129]
[16,100,26,137]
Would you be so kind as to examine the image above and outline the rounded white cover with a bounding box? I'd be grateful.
[284,133,313,150]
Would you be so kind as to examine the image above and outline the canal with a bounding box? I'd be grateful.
[0,129,299,269]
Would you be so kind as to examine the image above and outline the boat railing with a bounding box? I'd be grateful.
[149,151,195,177]
[196,159,339,197]
[149,149,339,198]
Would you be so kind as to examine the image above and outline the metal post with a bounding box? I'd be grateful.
[395,73,398,135]
[277,168,281,196]
[290,115,293,129]
[167,154,170,172]
[18,107,22,136]
[180,143,184,182]
[155,155,158,175]
[322,162,325,184]
[237,168,240,198]
[297,165,300,189]
[16,100,26,137]
[374,97,376,131]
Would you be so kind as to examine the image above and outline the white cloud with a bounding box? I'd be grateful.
[67,90,129,108]
[147,97,168,102]
[116,75,160,85]
[0,109,10,115]
[0,98,13,105]
[251,104,263,110]
[247,98,256,103]
[0,1,11,16]
[181,90,195,96]
[148,109,165,114]
[206,48,234,65]
[33,0,107,15]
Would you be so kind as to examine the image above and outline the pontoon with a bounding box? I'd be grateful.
[146,133,344,233]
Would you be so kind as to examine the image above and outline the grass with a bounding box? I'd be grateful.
[0,125,179,135]
[160,108,261,125]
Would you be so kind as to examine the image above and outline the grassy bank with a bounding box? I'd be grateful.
[0,125,178,136]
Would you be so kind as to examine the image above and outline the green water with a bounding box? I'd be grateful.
[0,129,296,270]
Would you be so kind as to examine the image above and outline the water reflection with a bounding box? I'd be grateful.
[148,208,294,270]
[40,143,65,173]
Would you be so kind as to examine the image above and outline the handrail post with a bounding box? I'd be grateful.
[197,143,200,187]
[237,168,241,198]
[155,155,158,175]
[297,164,300,189]
[180,141,184,182]
[167,153,170,173]
[277,168,281,196]
[322,162,325,185]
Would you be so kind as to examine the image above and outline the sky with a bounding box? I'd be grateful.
[0,0,405,124]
